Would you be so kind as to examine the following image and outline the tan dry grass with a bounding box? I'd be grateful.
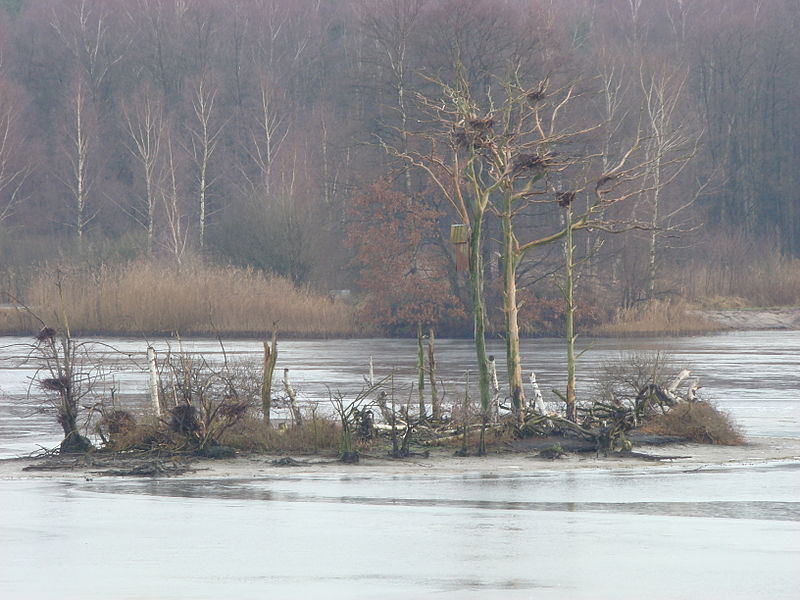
[640,401,744,445]
[21,260,358,337]
[221,416,342,454]
[680,245,800,308]
[0,304,31,332]
[590,299,722,337]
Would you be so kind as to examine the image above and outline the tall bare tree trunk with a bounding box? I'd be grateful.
[416,322,426,420]
[147,345,162,416]
[60,76,95,247]
[283,368,303,426]
[124,88,163,256]
[261,330,278,425]
[427,328,440,420]
[469,218,491,455]
[187,74,222,249]
[564,205,577,422]
[501,192,525,426]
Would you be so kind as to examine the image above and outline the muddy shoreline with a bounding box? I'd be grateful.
[3,436,799,481]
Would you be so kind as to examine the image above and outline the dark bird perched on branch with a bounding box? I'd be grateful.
[557,191,576,207]
[467,117,494,131]
[596,174,617,189]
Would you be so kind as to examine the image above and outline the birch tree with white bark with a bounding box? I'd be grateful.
[0,75,30,225]
[185,73,224,249]
[123,84,164,255]
[639,62,704,299]
[57,75,97,245]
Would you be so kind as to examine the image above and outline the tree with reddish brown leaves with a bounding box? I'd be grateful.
[346,179,466,335]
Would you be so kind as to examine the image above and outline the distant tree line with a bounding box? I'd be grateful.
[0,0,798,333]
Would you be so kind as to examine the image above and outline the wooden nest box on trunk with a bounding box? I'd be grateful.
[450,224,469,272]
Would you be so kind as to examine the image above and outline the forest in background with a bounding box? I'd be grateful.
[0,0,798,337]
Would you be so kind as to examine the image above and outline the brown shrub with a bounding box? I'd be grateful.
[100,417,170,452]
[640,401,743,445]
[503,292,608,337]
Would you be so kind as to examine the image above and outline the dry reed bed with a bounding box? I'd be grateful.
[19,261,358,337]
[591,299,722,337]
[681,255,800,308]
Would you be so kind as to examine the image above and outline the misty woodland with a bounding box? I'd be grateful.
[0,0,798,342]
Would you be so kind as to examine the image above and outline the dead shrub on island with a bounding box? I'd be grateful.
[593,352,743,446]
[640,401,743,445]
[156,348,257,455]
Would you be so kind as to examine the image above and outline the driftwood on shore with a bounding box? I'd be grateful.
[410,370,704,455]
[22,454,195,477]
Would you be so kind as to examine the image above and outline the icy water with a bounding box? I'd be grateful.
[2,463,799,599]
[1,330,798,456]
[1,331,799,599]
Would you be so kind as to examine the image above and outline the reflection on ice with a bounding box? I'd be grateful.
[2,462,799,600]
[83,458,800,521]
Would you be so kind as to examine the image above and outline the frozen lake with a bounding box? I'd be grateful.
[2,461,799,599]
[1,330,798,457]
[1,331,799,599]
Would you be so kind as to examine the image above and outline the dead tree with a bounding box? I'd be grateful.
[35,328,94,454]
[282,368,303,426]
[330,384,379,463]
[261,328,278,425]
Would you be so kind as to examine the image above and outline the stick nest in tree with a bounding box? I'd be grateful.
[453,129,493,150]
[511,153,545,175]
[169,404,200,435]
[36,327,57,343]
[526,89,545,103]
[467,117,494,131]
[40,376,70,392]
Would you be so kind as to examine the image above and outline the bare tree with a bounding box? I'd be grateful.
[158,129,190,264]
[123,84,164,255]
[383,68,497,450]
[128,0,188,100]
[0,76,30,224]
[241,71,291,197]
[185,73,224,248]
[50,0,129,105]
[56,74,97,244]
[359,0,425,196]
[396,61,660,425]
[639,61,703,299]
